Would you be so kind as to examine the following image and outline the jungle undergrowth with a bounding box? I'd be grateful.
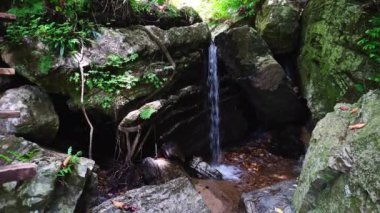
[357,14,380,91]
[5,0,94,60]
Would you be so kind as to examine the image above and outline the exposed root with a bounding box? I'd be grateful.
[76,42,95,159]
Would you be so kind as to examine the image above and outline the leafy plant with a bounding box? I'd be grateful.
[6,0,94,59]
[0,149,39,164]
[142,72,166,88]
[8,149,39,162]
[140,107,157,120]
[0,154,12,164]
[210,0,258,21]
[358,15,380,63]
[57,147,82,177]
[357,14,380,89]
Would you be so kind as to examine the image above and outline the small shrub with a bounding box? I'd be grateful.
[57,147,82,177]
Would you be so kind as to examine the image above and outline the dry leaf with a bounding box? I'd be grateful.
[275,208,284,213]
[339,105,349,111]
[112,200,125,209]
[62,155,71,168]
[350,108,359,114]
[349,123,366,130]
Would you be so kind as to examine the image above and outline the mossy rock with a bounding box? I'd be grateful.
[293,90,380,212]
[1,23,210,116]
[298,0,378,120]
[255,0,301,54]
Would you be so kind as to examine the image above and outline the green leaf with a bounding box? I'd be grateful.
[354,83,365,93]
[140,107,157,120]
[67,146,73,155]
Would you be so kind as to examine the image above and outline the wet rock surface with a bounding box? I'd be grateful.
[0,135,96,212]
[92,177,210,213]
[240,180,297,213]
[0,85,59,143]
[189,157,223,180]
[194,179,241,213]
[221,136,299,193]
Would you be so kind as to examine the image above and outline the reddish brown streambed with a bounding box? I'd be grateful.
[194,136,300,213]
[97,136,300,212]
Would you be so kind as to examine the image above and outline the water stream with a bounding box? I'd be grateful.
[208,41,221,165]
[208,41,242,180]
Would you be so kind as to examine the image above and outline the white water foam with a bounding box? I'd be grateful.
[213,164,242,181]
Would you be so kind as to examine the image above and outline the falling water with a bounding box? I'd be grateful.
[208,41,221,165]
[208,42,242,180]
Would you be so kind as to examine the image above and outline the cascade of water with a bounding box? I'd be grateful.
[208,41,220,165]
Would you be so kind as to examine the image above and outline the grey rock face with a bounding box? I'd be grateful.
[255,0,301,54]
[293,90,380,212]
[92,177,210,213]
[1,23,210,115]
[240,180,297,213]
[0,85,59,143]
[215,26,310,129]
[141,157,188,185]
[0,135,96,212]
[189,157,223,180]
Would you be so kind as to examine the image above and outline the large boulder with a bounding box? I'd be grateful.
[1,23,210,116]
[297,0,378,120]
[92,177,210,213]
[0,85,59,143]
[215,26,310,129]
[117,85,250,161]
[0,135,96,212]
[255,0,302,54]
[293,90,380,212]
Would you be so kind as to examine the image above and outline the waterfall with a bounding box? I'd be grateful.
[208,41,221,165]
[208,42,242,181]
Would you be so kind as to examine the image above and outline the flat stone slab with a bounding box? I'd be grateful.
[92,177,210,213]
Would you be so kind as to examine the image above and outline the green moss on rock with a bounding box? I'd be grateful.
[298,0,378,120]
[293,90,380,212]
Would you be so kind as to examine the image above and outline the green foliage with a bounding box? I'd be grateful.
[140,107,157,120]
[210,0,258,21]
[8,149,39,162]
[69,53,140,109]
[57,147,82,177]
[0,149,39,164]
[358,15,380,63]
[131,0,180,17]
[142,72,166,88]
[70,53,167,109]
[357,14,380,89]
[0,154,12,164]
[38,55,54,75]
[6,0,94,60]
